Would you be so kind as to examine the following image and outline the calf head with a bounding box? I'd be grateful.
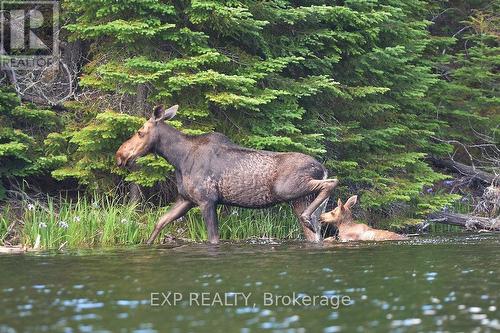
[320,195,358,226]
[116,105,178,167]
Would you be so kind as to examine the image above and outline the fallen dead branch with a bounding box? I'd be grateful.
[427,212,500,231]
[429,157,496,185]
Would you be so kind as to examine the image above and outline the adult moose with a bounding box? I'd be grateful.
[116,105,338,244]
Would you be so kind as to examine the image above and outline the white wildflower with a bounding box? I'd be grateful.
[58,221,69,229]
[73,216,81,222]
[27,203,35,211]
[38,222,47,228]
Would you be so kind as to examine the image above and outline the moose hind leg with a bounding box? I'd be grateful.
[146,198,194,245]
[292,195,318,242]
[300,179,338,241]
[200,202,220,244]
[312,195,329,233]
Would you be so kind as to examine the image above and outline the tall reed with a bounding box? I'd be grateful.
[6,195,301,249]
[0,206,10,244]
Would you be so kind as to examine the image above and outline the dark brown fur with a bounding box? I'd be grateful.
[320,196,408,242]
[116,105,338,244]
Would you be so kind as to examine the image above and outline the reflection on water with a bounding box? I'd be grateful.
[0,233,499,332]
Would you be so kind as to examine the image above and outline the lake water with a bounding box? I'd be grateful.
[1,233,499,332]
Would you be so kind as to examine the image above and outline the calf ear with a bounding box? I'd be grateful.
[152,104,178,122]
[337,198,343,208]
[344,195,358,209]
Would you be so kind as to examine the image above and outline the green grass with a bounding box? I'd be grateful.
[18,196,158,248]
[1,206,10,245]
[1,195,302,249]
[2,191,472,250]
[184,205,300,241]
[428,223,462,233]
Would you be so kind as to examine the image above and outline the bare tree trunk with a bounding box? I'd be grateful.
[129,183,143,203]
[136,84,147,115]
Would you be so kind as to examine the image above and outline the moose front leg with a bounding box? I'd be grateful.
[146,198,194,245]
[200,202,220,244]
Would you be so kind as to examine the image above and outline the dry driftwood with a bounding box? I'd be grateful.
[0,246,31,254]
[428,212,500,231]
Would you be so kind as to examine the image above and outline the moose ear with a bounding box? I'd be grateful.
[337,198,343,208]
[152,104,178,122]
[344,195,358,209]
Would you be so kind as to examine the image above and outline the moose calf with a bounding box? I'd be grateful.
[320,195,408,242]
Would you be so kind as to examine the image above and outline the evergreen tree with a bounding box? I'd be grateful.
[0,89,65,198]
[428,0,499,169]
[50,0,464,223]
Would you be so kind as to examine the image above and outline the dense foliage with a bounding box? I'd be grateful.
[0,0,498,226]
[0,89,65,199]
[429,0,499,149]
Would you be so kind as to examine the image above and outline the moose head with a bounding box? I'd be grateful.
[320,195,358,226]
[115,105,178,167]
